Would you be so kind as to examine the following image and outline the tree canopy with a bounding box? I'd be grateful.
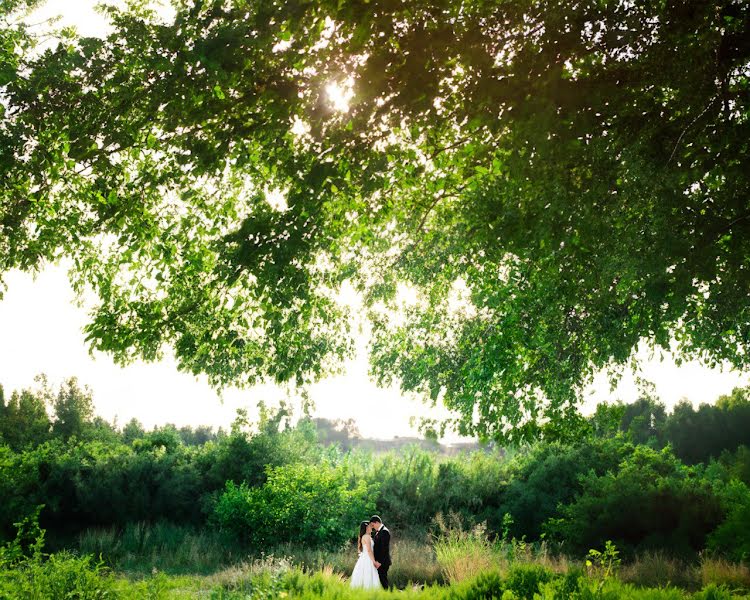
[1,0,748,442]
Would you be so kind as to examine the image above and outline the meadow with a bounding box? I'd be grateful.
[3,519,750,598]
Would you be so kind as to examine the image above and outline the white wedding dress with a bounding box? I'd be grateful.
[350,535,381,589]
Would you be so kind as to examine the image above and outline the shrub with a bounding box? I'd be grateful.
[693,584,737,600]
[503,564,554,599]
[545,446,724,557]
[0,510,114,599]
[708,480,750,563]
[213,463,375,548]
[449,570,506,599]
[535,569,585,600]
[499,438,630,540]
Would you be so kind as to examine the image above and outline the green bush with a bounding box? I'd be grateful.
[708,480,750,562]
[499,438,630,539]
[443,570,505,599]
[0,510,114,599]
[545,446,724,557]
[535,569,585,600]
[0,551,114,599]
[503,564,554,599]
[693,584,737,600]
[213,463,375,547]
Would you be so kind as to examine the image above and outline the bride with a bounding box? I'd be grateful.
[350,520,382,589]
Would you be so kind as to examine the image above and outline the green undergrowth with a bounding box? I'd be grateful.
[3,545,750,600]
[2,514,749,599]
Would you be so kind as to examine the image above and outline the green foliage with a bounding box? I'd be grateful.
[693,585,738,600]
[51,377,95,440]
[545,447,725,557]
[717,446,750,486]
[0,384,51,450]
[534,569,586,600]
[2,373,750,579]
[666,393,750,465]
[372,447,439,528]
[620,396,667,448]
[708,480,750,562]
[586,541,622,581]
[0,508,114,599]
[589,403,627,440]
[196,408,325,501]
[0,388,329,537]
[499,438,629,539]
[503,564,554,599]
[590,389,750,467]
[2,0,748,442]
[0,506,46,568]
[121,418,146,446]
[213,462,375,548]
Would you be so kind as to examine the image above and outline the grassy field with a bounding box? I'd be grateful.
[3,522,745,599]
[6,552,750,600]
[69,521,750,590]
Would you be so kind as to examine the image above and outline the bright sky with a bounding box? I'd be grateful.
[2,1,747,441]
[0,264,449,438]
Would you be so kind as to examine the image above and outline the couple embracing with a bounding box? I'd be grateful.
[350,515,392,590]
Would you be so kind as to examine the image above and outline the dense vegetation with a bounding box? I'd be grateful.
[1,376,750,597]
[2,376,750,566]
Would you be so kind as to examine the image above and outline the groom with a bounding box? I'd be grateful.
[369,515,392,590]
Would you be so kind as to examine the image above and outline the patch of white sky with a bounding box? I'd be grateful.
[2,1,747,441]
[0,263,449,439]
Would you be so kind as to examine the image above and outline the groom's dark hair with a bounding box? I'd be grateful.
[369,515,382,524]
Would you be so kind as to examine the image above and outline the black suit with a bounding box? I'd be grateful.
[372,525,392,589]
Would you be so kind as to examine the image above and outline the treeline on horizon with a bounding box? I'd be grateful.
[0,375,471,453]
[1,375,749,563]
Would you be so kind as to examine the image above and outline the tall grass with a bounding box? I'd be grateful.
[72,521,750,595]
[78,522,245,575]
[77,522,443,588]
[431,514,570,585]
[206,562,749,600]
[5,539,750,599]
[433,517,500,583]
[618,553,750,592]
[699,557,750,590]
[620,551,698,589]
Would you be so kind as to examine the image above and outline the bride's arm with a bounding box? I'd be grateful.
[362,537,377,566]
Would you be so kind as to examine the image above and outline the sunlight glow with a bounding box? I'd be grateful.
[264,187,288,211]
[326,78,354,113]
[290,116,311,138]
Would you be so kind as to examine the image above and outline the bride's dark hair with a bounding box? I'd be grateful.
[357,521,369,553]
